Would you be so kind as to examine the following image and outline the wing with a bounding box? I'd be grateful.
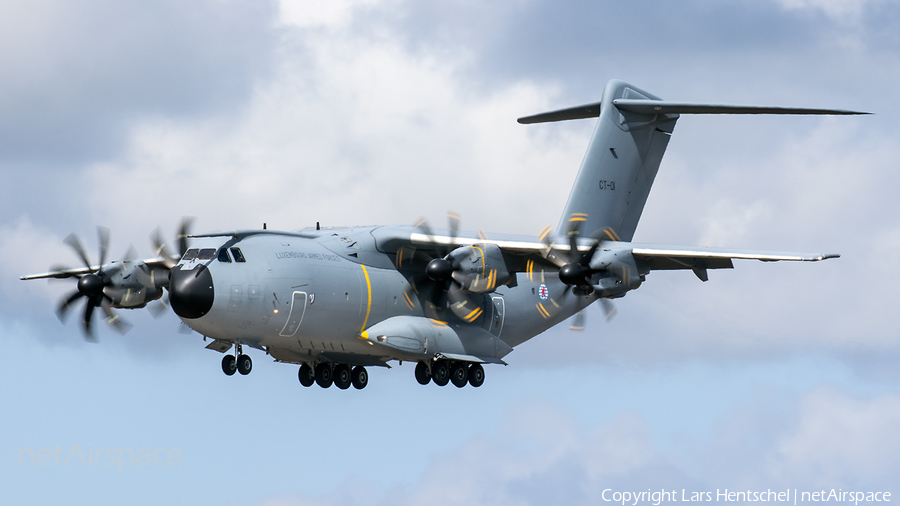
[20,257,171,280]
[628,244,839,281]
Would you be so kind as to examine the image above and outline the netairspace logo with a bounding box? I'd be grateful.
[601,489,892,506]
[17,443,182,472]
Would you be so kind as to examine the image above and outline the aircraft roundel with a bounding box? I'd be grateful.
[538,284,549,300]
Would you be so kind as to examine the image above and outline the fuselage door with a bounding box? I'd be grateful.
[279,291,308,337]
[489,296,505,337]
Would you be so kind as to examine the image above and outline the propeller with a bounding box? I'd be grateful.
[401,212,496,323]
[151,217,194,267]
[568,299,617,333]
[55,227,132,341]
[535,213,633,324]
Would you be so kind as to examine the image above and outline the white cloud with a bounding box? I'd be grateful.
[776,0,876,20]
[278,0,390,28]
[79,14,581,239]
[770,387,900,487]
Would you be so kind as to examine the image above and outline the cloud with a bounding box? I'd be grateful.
[0,0,278,164]
[770,387,900,487]
[250,387,900,506]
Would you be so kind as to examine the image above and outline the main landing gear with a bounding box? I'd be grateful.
[221,345,253,376]
[298,362,368,390]
[415,360,485,388]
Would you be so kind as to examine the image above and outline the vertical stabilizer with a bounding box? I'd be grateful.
[547,80,677,241]
[518,80,868,242]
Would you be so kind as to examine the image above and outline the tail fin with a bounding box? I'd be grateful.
[519,80,868,242]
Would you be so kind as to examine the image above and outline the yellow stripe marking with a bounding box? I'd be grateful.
[403,291,414,310]
[463,307,483,322]
[569,213,588,223]
[359,265,372,337]
[535,304,551,319]
[538,225,552,242]
[472,245,486,277]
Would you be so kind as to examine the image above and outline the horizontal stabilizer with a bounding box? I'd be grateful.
[613,99,870,116]
[517,102,601,124]
[517,99,869,124]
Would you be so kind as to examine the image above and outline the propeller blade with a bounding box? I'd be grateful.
[97,226,110,267]
[177,217,194,257]
[447,283,485,323]
[412,217,436,243]
[566,213,588,263]
[447,210,460,242]
[82,297,98,341]
[64,233,94,272]
[57,291,84,322]
[599,298,618,322]
[569,311,585,333]
[100,297,132,335]
[46,264,79,280]
[148,294,170,318]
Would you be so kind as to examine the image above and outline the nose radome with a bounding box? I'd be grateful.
[169,264,214,319]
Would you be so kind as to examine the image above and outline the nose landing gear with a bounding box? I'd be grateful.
[220,344,252,377]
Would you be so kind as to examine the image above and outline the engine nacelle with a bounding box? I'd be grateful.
[103,261,167,308]
[590,250,643,297]
[446,243,512,294]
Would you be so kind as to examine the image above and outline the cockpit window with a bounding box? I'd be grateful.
[182,249,199,261]
[197,248,217,260]
[230,247,246,263]
[217,248,232,263]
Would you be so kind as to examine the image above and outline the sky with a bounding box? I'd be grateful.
[2,0,899,504]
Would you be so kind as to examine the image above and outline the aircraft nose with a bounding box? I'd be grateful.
[169,264,215,319]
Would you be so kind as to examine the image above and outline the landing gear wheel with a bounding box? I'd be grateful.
[298,363,315,387]
[222,354,236,376]
[450,362,468,388]
[237,354,252,375]
[415,361,431,385]
[314,363,333,388]
[432,360,450,387]
[333,364,352,390]
[351,366,368,390]
[468,363,485,387]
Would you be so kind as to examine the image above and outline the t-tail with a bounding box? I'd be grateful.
[519,79,869,242]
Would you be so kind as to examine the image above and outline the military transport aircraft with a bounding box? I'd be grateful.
[21,80,866,390]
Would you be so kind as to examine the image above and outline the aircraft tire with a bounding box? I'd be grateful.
[450,362,468,388]
[298,364,315,387]
[351,366,368,390]
[315,363,334,388]
[334,364,352,390]
[468,363,485,387]
[432,360,450,387]
[414,361,431,385]
[222,355,237,376]
[237,354,252,376]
